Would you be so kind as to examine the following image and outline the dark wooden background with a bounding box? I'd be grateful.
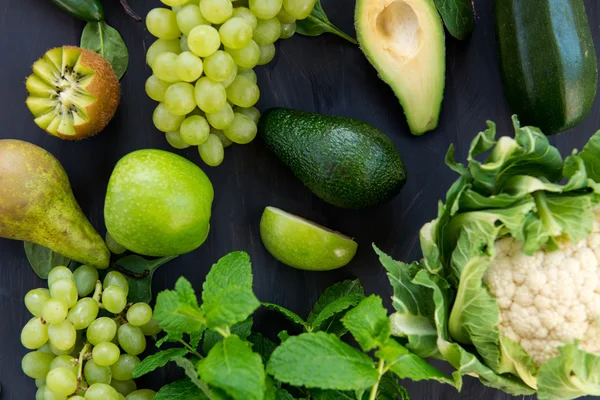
[1,0,600,398]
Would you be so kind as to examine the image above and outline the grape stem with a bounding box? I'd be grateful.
[76,343,92,391]
[119,0,142,22]
[92,280,105,309]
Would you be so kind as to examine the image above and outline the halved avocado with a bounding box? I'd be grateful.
[355,0,445,135]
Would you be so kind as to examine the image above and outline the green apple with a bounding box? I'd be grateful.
[104,149,214,257]
[259,206,358,271]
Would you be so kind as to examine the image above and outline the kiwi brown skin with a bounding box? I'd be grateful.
[27,46,121,140]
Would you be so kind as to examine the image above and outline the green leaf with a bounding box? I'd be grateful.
[201,252,260,330]
[307,279,365,331]
[375,373,410,400]
[172,356,212,397]
[24,242,72,279]
[295,0,357,44]
[278,330,290,342]
[247,332,278,364]
[154,378,208,400]
[433,0,474,40]
[132,348,189,378]
[578,130,600,182]
[310,389,355,400]
[111,255,176,303]
[267,332,378,391]
[274,388,296,400]
[341,295,390,351]
[202,317,253,353]
[156,331,183,347]
[319,312,350,337]
[189,329,205,349]
[537,344,600,400]
[154,277,205,335]
[197,334,266,400]
[80,21,129,79]
[262,302,306,327]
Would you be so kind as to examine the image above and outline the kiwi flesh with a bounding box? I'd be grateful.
[25,46,120,140]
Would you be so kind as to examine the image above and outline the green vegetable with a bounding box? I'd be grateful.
[433,0,474,39]
[259,108,406,209]
[380,116,600,399]
[49,0,104,22]
[495,0,597,135]
[81,22,130,80]
[295,0,357,44]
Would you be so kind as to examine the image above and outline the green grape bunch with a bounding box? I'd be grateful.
[21,265,160,399]
[145,0,314,167]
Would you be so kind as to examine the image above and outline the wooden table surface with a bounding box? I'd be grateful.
[1,0,600,398]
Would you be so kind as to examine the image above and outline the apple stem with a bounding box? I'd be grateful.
[119,0,142,22]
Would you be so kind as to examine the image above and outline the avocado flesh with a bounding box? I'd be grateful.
[356,0,445,135]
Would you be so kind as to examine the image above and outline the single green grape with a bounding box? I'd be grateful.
[206,103,235,130]
[84,359,112,385]
[188,25,221,57]
[283,0,317,19]
[42,298,68,324]
[179,115,211,145]
[35,378,46,388]
[125,389,157,400]
[35,386,46,400]
[46,367,78,396]
[73,265,99,297]
[70,396,86,400]
[165,131,191,149]
[117,324,147,356]
[21,317,49,349]
[49,341,74,356]
[43,385,67,400]
[232,7,258,30]
[235,106,261,124]
[103,272,129,296]
[219,17,253,49]
[49,355,78,375]
[280,22,295,39]
[140,319,162,336]
[48,321,76,351]
[164,82,197,116]
[212,128,234,148]
[161,0,190,6]
[237,68,257,83]
[85,383,120,400]
[199,0,233,24]
[276,7,296,23]
[258,43,276,65]
[195,77,228,113]
[176,51,204,82]
[126,303,153,327]
[249,0,283,19]
[48,267,74,286]
[226,75,260,107]
[110,354,140,381]
[146,39,181,67]
[199,134,225,167]
[226,40,261,68]
[153,103,186,132]
[105,232,127,255]
[151,52,180,83]
[102,286,128,314]
[204,50,236,82]
[111,379,137,396]
[176,4,208,36]
[38,343,53,354]
[93,342,121,367]
[21,351,54,379]
[221,64,238,88]
[146,8,181,40]
[49,278,78,309]
[68,298,99,330]
[180,35,190,52]
[253,17,281,46]
[87,317,117,345]
[223,113,258,144]
[25,288,50,317]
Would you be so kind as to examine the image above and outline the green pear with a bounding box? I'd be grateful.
[0,140,110,268]
[104,149,214,257]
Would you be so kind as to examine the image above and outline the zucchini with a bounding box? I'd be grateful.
[494,0,598,135]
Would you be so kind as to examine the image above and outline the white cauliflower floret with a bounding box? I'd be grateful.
[483,218,600,366]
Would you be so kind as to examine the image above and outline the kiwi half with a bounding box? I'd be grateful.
[25,46,120,140]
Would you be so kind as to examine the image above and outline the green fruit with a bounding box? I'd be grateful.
[104,149,214,256]
[355,0,445,135]
[260,206,358,271]
[258,108,407,209]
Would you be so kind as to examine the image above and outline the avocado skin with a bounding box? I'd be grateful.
[259,108,407,209]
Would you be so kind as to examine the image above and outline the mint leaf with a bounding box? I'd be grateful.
[203,317,253,353]
[156,332,183,347]
[274,388,296,400]
[311,389,355,399]
[267,332,378,390]
[247,332,278,364]
[262,302,306,327]
[189,328,205,349]
[319,313,348,337]
[342,295,391,351]
[278,330,290,342]
[377,339,457,386]
[377,373,410,400]
[201,252,260,329]
[154,378,208,400]
[307,280,365,330]
[154,277,205,334]
[172,356,212,396]
[133,348,189,378]
[198,334,266,400]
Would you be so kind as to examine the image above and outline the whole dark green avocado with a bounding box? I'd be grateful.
[258,108,407,209]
